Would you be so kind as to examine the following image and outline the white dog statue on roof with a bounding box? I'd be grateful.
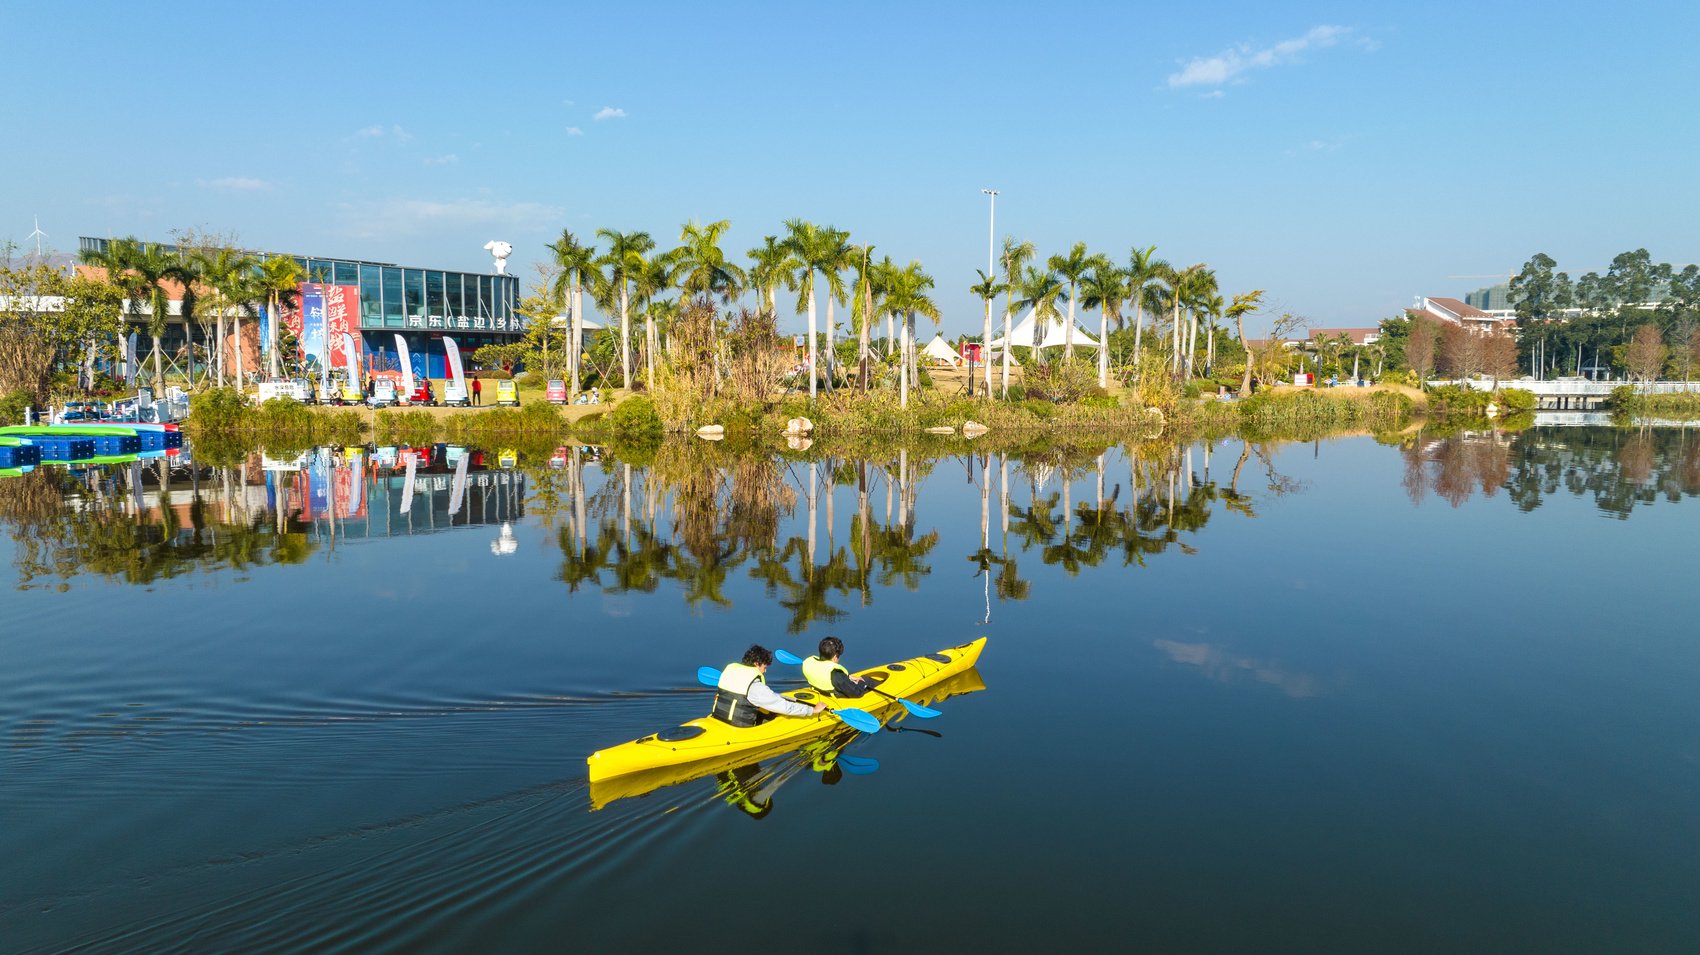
[483,240,513,275]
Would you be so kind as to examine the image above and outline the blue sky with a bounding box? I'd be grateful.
[4,0,1696,335]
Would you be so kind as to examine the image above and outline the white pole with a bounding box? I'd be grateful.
[981,188,998,395]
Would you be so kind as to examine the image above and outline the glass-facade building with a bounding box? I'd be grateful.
[79,237,523,377]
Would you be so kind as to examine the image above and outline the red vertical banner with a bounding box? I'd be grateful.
[324,284,361,371]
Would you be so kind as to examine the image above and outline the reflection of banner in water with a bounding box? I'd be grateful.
[304,450,330,518]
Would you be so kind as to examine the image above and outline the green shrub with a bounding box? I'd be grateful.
[0,389,36,426]
[1496,388,1537,413]
[609,395,663,442]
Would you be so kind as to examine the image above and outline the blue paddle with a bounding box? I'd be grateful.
[696,668,882,734]
[771,649,943,719]
[835,754,880,774]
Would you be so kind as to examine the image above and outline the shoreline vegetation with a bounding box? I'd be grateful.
[183,373,1438,454]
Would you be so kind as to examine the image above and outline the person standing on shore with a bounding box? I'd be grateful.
[472,377,482,406]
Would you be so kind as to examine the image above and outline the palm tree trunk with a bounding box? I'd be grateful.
[823,295,835,393]
[808,285,818,401]
[234,311,245,391]
[899,311,910,409]
[1132,300,1145,381]
[1098,308,1109,388]
[619,284,631,388]
[859,285,872,393]
[982,298,993,397]
[1065,291,1076,360]
[268,297,281,378]
[152,336,165,393]
[1000,306,1012,398]
[571,285,583,398]
[884,311,893,358]
[644,312,655,390]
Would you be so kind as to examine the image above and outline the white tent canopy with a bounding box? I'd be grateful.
[921,333,963,366]
[987,307,1099,350]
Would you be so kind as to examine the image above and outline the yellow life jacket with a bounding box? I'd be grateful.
[801,655,849,695]
[711,662,769,727]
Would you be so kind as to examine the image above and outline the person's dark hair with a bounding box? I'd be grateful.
[741,645,773,667]
[818,636,844,660]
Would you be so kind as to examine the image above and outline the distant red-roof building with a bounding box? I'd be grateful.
[1410,297,1515,333]
[1308,327,1381,346]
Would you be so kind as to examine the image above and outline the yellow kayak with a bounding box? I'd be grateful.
[587,638,987,787]
[589,663,986,810]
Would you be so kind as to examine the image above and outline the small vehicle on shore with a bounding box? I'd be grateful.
[495,380,519,407]
[366,379,398,408]
[546,379,568,404]
[441,377,470,408]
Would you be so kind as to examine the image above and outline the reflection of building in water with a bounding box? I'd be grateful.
[265,449,526,540]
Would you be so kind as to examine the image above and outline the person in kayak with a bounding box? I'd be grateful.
[801,636,870,699]
[711,645,826,727]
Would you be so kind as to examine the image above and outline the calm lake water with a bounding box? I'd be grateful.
[4,425,1699,953]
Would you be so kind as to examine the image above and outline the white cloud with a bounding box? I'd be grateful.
[565,126,584,136]
[1168,25,1360,90]
[197,176,269,191]
[424,154,459,166]
[351,124,414,141]
[562,98,576,107]
[593,106,627,121]
[335,197,566,240]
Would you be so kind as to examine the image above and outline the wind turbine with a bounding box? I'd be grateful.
[27,217,47,257]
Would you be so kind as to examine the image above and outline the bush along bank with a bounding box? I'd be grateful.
[1609,386,1700,417]
[187,387,366,444]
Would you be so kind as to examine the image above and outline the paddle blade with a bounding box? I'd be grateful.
[830,707,882,734]
[836,754,879,775]
[898,699,943,719]
[697,667,721,687]
[774,648,805,665]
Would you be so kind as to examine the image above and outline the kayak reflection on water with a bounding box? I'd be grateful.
[715,733,872,820]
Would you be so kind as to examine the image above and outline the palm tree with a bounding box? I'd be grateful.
[548,230,598,398]
[883,260,938,409]
[253,254,304,379]
[970,269,1006,397]
[1080,260,1128,388]
[1181,267,1218,380]
[1047,242,1095,361]
[1226,290,1266,395]
[745,234,796,317]
[1199,291,1224,377]
[818,228,854,379]
[673,220,746,302]
[1126,246,1166,380]
[595,228,654,389]
[632,253,674,388]
[197,247,260,389]
[80,238,194,393]
[849,244,881,391]
[782,220,848,400]
[1017,266,1066,366]
[999,237,1035,396]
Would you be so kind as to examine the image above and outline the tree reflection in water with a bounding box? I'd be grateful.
[1400,425,1700,518]
[7,426,1688,594]
[0,457,313,589]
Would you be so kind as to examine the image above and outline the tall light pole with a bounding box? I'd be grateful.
[981,189,998,396]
